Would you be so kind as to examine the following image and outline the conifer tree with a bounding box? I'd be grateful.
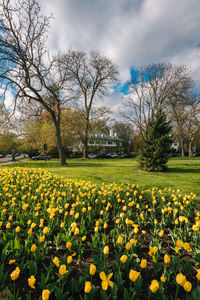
[138,109,173,171]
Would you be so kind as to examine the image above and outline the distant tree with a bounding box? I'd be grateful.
[0,132,19,153]
[22,118,56,154]
[0,0,73,165]
[112,122,134,153]
[138,109,172,171]
[123,63,192,143]
[168,89,200,157]
[59,50,119,159]
[183,99,200,157]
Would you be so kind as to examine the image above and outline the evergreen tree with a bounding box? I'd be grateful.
[138,109,173,171]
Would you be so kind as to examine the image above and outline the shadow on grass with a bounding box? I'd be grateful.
[5,160,113,169]
[167,167,200,173]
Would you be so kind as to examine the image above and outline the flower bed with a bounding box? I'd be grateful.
[0,167,199,299]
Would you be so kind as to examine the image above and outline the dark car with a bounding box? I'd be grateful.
[120,153,134,158]
[193,152,200,157]
[31,155,51,160]
[96,153,108,159]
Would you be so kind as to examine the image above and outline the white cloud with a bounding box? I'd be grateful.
[1,88,15,111]
[40,0,200,110]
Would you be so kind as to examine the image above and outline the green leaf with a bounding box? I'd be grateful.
[123,288,130,300]
[100,290,110,300]
[182,260,193,276]
[192,286,200,300]
[14,236,20,250]
[28,260,38,276]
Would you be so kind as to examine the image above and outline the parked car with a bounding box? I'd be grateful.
[106,153,118,158]
[31,155,51,160]
[88,153,97,159]
[193,152,200,157]
[120,153,134,158]
[5,154,12,158]
[96,153,108,159]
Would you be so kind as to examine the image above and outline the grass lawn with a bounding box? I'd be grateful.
[1,157,200,198]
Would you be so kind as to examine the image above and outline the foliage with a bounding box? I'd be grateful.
[138,110,173,171]
[22,119,56,154]
[0,168,199,299]
[0,133,19,153]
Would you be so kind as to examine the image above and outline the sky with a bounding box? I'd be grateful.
[38,0,200,114]
[4,0,200,116]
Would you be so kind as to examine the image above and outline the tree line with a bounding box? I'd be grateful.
[0,0,200,168]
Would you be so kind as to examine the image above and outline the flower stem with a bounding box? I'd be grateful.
[175,285,179,300]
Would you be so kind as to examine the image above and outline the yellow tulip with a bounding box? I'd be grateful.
[164,254,170,264]
[176,273,186,286]
[117,236,123,244]
[149,280,159,293]
[28,275,36,289]
[67,256,73,264]
[196,269,200,280]
[30,244,37,253]
[42,289,50,300]
[39,236,45,243]
[129,270,140,282]
[43,227,49,234]
[120,255,128,263]
[183,281,192,292]
[53,256,60,267]
[59,264,68,275]
[100,272,113,290]
[89,263,96,276]
[15,226,20,233]
[140,259,147,269]
[160,276,166,282]
[66,241,72,249]
[84,281,92,293]
[10,267,20,280]
[9,259,16,265]
[103,246,109,255]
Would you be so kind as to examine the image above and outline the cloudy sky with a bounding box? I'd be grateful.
[4,0,200,114]
[38,0,200,113]
[41,0,200,78]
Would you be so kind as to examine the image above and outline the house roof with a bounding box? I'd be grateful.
[89,133,123,142]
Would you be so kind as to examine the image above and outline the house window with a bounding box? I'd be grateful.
[90,140,94,144]
[108,141,112,145]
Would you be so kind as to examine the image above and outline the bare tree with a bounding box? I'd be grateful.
[112,121,134,153]
[123,63,194,156]
[183,97,200,157]
[59,50,119,159]
[0,0,72,165]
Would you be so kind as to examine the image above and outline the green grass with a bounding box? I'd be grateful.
[1,157,200,198]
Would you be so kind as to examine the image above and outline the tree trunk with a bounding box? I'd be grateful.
[82,116,89,159]
[55,122,67,165]
[180,135,185,157]
[82,142,88,159]
[188,141,193,157]
[82,133,88,159]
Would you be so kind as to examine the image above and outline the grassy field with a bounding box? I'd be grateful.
[1,157,200,198]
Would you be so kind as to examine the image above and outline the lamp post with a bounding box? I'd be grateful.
[44,143,47,163]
